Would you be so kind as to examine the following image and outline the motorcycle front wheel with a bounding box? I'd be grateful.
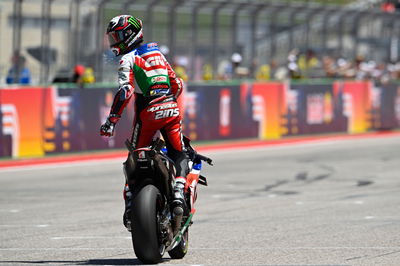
[131,184,163,264]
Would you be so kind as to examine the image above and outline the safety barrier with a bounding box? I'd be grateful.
[0,81,399,158]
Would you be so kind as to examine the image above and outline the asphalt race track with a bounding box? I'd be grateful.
[1,135,400,265]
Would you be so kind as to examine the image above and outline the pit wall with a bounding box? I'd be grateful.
[0,81,399,158]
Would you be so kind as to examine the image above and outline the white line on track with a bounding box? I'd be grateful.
[0,224,50,227]
[36,224,49,228]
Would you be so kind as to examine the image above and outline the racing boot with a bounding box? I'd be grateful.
[172,177,187,234]
[122,184,133,232]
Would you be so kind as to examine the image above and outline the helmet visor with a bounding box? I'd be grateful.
[108,30,125,47]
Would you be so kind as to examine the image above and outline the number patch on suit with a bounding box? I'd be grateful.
[155,108,179,120]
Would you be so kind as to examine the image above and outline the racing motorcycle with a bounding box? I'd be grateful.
[123,136,213,264]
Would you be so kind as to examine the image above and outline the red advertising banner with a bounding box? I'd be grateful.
[251,82,286,139]
[0,87,55,157]
[334,81,372,133]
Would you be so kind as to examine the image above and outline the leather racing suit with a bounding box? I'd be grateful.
[106,42,189,218]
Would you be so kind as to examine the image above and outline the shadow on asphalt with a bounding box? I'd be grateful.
[0,258,171,265]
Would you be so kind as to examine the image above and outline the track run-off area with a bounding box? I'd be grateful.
[1,133,400,265]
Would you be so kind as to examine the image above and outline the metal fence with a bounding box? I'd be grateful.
[2,0,400,84]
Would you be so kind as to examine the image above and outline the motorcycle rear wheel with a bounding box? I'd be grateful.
[131,184,163,264]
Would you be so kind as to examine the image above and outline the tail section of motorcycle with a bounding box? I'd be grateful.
[124,139,190,264]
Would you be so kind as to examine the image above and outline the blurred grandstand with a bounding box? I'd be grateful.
[1,0,400,84]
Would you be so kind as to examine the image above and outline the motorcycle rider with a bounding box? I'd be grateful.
[100,15,189,231]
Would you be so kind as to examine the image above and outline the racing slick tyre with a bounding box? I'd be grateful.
[168,229,188,259]
[131,184,163,264]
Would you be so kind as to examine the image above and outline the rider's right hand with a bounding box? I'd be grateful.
[100,118,115,137]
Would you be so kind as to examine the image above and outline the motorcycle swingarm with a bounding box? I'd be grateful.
[166,210,195,252]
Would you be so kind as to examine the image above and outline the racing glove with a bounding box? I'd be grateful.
[100,114,120,137]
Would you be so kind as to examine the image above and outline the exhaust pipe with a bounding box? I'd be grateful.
[172,206,183,235]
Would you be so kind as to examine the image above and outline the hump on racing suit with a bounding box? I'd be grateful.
[108,42,184,123]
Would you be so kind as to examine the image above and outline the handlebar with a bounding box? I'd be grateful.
[196,153,213,166]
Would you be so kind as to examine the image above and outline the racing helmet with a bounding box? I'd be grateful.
[106,15,143,56]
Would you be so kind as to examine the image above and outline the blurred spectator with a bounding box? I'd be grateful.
[260,49,400,84]
[53,64,95,84]
[199,46,400,83]
[298,49,320,78]
[231,53,243,79]
[6,52,31,84]
[274,64,289,81]
[322,56,337,78]
[287,49,301,79]
[217,59,232,80]
[255,64,271,80]
[235,66,249,78]
[388,61,400,79]
[336,57,354,78]
[72,64,85,83]
[81,67,96,83]
[202,63,213,80]
[381,1,396,12]
[355,55,368,79]
[173,56,189,81]
[175,65,188,81]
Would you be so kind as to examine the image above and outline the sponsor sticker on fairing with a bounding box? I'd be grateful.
[137,150,149,163]
[138,151,146,159]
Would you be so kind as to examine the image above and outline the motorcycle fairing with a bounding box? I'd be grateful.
[124,139,175,201]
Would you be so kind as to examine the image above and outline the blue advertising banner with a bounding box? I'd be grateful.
[286,84,347,135]
[370,84,400,129]
[184,84,258,140]
[44,88,135,154]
